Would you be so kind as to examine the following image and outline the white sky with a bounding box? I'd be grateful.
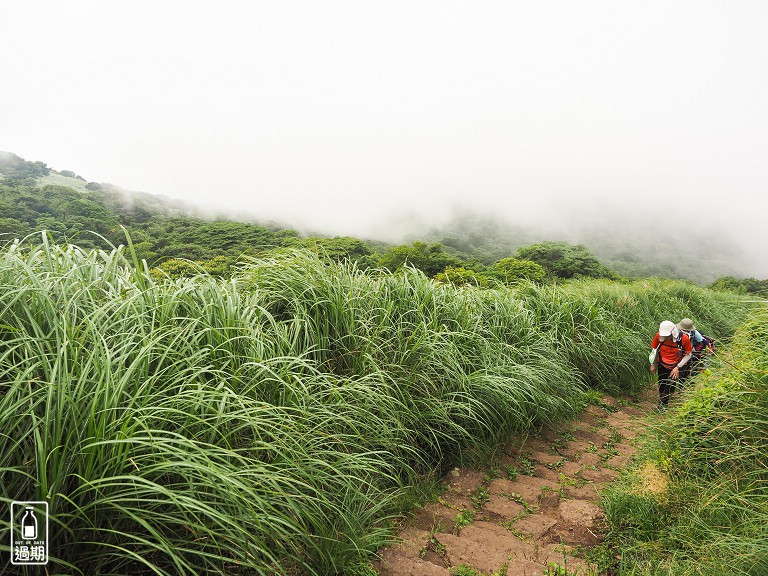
[2,1,767,273]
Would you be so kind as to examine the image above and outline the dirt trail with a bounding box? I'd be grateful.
[373,391,656,576]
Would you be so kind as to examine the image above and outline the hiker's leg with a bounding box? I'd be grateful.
[657,366,674,407]
[667,377,678,401]
[658,380,672,407]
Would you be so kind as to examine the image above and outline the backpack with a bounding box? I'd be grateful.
[684,330,715,356]
[693,334,715,354]
[684,331,715,374]
[650,331,687,366]
[668,332,687,353]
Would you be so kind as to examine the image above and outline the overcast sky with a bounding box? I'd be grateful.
[2,1,767,273]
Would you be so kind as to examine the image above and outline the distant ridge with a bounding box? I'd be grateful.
[1,151,762,283]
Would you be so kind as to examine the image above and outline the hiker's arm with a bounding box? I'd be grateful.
[677,352,693,368]
[670,352,693,377]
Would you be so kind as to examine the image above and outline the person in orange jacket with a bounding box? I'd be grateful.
[650,320,693,408]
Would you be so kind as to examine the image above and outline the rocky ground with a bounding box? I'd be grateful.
[373,391,656,576]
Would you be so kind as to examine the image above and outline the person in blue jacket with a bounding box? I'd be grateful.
[677,318,715,377]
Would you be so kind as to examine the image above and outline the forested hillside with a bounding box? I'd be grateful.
[1,151,765,292]
[416,210,755,285]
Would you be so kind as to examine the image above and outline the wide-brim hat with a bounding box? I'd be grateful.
[677,318,696,331]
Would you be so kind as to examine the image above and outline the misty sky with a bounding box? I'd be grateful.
[2,2,767,273]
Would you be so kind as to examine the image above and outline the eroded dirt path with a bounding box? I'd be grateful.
[374,392,655,576]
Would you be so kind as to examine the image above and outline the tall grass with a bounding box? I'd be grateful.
[237,252,589,468]
[0,240,750,574]
[516,278,746,393]
[603,302,768,575]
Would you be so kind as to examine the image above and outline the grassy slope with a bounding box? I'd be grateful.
[37,172,92,193]
[0,241,751,575]
[603,304,768,575]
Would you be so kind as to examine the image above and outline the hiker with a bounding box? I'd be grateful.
[677,318,715,376]
[649,320,693,408]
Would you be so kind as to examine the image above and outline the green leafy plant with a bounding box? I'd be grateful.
[471,485,491,509]
[450,565,482,576]
[517,455,536,476]
[503,464,519,481]
[452,509,475,532]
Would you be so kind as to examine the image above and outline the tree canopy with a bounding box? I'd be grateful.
[516,241,615,280]
[490,257,547,284]
[378,241,468,277]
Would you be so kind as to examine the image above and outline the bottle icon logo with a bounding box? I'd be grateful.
[10,501,48,565]
[22,507,38,540]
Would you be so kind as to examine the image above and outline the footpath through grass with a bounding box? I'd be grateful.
[603,303,768,575]
[0,239,752,575]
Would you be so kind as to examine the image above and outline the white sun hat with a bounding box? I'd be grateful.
[659,320,676,337]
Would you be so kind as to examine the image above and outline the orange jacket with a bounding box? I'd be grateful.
[652,332,692,368]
